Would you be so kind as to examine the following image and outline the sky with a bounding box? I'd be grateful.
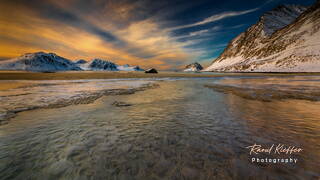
[0,0,316,70]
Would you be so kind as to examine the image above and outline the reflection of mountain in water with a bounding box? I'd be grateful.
[205,76,320,101]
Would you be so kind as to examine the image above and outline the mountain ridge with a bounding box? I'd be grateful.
[204,2,320,72]
[0,52,81,72]
[0,52,144,72]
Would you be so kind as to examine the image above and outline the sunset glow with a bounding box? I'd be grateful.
[0,0,315,69]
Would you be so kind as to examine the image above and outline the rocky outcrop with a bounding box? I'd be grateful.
[145,68,158,73]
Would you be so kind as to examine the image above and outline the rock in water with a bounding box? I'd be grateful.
[184,62,203,72]
[145,68,158,73]
[112,101,132,107]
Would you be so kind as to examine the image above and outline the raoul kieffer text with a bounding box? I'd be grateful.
[246,143,303,155]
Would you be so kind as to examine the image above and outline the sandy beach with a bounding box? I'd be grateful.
[1,71,320,81]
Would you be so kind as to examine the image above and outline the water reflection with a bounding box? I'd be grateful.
[0,78,319,179]
[206,76,320,101]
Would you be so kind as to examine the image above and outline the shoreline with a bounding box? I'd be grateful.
[0,71,320,80]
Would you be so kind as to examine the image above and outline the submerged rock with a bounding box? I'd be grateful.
[47,160,73,178]
[145,68,158,73]
[181,167,200,179]
[153,158,174,177]
[112,101,132,107]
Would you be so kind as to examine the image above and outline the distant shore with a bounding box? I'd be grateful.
[0,71,320,80]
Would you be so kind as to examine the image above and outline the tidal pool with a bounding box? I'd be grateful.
[0,76,319,179]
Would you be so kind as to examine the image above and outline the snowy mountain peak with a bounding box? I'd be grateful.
[184,62,203,72]
[0,53,146,72]
[80,59,118,71]
[117,64,144,71]
[0,52,81,71]
[204,1,320,72]
[261,4,307,36]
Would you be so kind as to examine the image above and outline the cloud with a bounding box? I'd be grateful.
[0,0,199,70]
[170,7,258,30]
[0,0,264,70]
[172,23,245,44]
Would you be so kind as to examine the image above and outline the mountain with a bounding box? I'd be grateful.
[204,2,320,72]
[80,59,144,71]
[117,64,144,71]
[184,62,203,72]
[0,53,145,72]
[79,59,118,71]
[0,52,81,71]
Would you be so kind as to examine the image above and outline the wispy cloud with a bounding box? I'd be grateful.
[0,0,198,70]
[173,23,245,42]
[0,0,273,70]
[170,7,258,30]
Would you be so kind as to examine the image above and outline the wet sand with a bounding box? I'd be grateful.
[0,82,31,91]
[1,71,320,80]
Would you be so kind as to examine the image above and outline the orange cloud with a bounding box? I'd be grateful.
[0,0,197,70]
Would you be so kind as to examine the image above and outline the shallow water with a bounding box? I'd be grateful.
[0,79,154,123]
[0,76,319,179]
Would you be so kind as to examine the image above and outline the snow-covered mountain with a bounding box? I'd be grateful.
[79,59,144,71]
[0,52,81,71]
[184,62,203,72]
[79,59,118,71]
[262,5,306,36]
[117,64,144,71]
[0,53,145,72]
[204,2,320,72]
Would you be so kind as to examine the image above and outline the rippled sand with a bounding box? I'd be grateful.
[0,76,319,179]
